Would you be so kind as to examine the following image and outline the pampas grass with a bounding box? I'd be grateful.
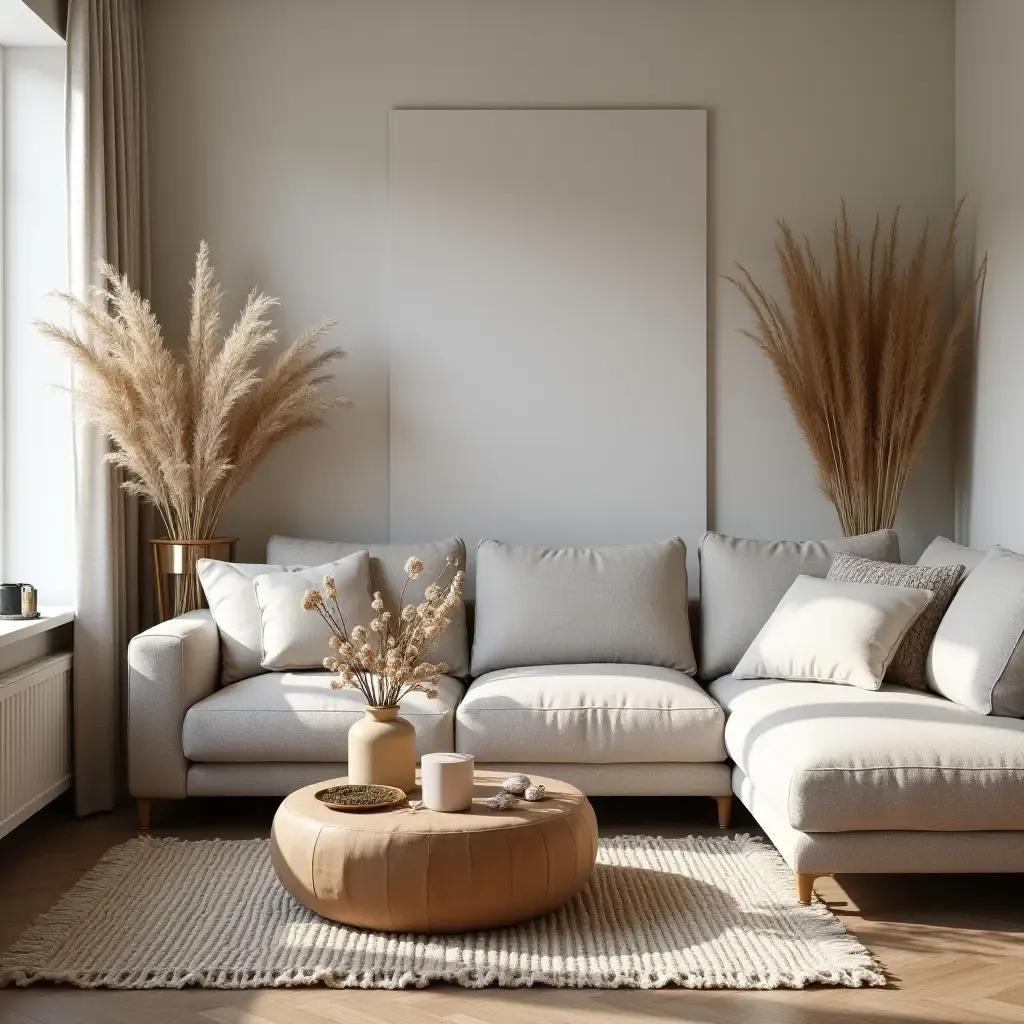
[36,242,348,540]
[729,200,983,536]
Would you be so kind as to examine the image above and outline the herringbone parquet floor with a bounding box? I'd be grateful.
[1,795,1022,1024]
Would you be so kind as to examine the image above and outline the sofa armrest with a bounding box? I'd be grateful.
[128,609,220,799]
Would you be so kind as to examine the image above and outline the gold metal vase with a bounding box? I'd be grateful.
[150,538,237,622]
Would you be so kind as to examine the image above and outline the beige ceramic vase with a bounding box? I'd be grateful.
[347,706,416,792]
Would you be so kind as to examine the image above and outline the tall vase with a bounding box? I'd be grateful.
[347,706,416,792]
[150,538,237,622]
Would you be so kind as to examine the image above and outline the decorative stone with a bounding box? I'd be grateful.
[486,792,518,810]
[524,784,546,802]
[503,773,532,795]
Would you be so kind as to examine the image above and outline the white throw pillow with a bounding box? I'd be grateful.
[733,575,934,691]
[198,559,292,684]
[927,545,1024,717]
[198,554,371,684]
[255,552,374,671]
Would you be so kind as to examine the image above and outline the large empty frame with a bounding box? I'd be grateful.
[388,108,707,583]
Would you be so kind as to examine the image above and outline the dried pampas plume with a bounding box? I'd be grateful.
[35,242,349,540]
[728,198,984,536]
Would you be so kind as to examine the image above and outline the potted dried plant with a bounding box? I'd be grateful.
[36,244,348,619]
[303,555,465,790]
[729,200,984,536]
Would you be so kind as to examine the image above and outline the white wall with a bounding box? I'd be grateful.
[954,0,1024,551]
[388,109,707,586]
[144,0,956,562]
[2,45,74,603]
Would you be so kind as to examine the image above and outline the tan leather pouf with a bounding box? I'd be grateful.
[270,771,598,933]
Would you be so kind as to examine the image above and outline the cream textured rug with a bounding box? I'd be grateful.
[0,835,884,990]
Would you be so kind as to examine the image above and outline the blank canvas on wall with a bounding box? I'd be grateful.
[388,108,707,587]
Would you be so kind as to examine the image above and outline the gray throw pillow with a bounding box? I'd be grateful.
[928,545,1024,717]
[471,538,695,676]
[826,550,964,689]
[697,529,901,680]
[266,537,470,678]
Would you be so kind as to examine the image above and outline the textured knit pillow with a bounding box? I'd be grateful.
[826,550,964,689]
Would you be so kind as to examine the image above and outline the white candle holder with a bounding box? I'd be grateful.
[420,752,475,812]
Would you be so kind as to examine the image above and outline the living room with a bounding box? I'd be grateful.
[0,0,1021,1021]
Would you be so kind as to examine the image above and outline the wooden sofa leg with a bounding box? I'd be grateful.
[795,872,818,904]
[137,799,151,831]
[715,794,732,828]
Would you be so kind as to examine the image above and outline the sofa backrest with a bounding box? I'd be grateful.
[267,536,471,678]
[470,538,696,677]
[698,529,900,681]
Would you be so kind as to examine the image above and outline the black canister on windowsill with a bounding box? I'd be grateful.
[0,583,23,616]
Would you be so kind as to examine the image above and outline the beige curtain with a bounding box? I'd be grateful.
[66,0,151,815]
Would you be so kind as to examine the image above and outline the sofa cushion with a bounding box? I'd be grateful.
[825,551,963,689]
[254,554,374,671]
[928,545,1024,717]
[182,671,462,762]
[455,664,724,763]
[917,536,987,577]
[709,674,1024,832]
[697,529,900,680]
[267,537,470,678]
[733,575,934,691]
[471,539,695,676]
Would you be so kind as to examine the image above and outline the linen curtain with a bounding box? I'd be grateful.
[66,0,151,815]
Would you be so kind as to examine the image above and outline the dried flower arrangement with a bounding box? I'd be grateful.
[728,199,984,536]
[302,555,465,708]
[35,243,348,542]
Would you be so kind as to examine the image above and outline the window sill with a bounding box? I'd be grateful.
[0,607,73,651]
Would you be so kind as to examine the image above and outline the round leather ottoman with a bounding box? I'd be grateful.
[270,770,598,933]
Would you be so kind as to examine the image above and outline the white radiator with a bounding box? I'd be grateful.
[0,652,73,839]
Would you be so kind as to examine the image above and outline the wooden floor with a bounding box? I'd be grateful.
[1,795,1023,1024]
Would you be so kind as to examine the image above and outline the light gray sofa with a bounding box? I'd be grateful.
[698,530,1024,902]
[127,530,1024,903]
[129,536,732,830]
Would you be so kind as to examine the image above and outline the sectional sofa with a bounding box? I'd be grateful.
[127,530,1024,903]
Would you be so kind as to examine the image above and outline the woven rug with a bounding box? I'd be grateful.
[0,834,884,990]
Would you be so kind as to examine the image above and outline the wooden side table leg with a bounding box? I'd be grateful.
[137,798,151,831]
[795,871,818,904]
[715,794,732,828]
